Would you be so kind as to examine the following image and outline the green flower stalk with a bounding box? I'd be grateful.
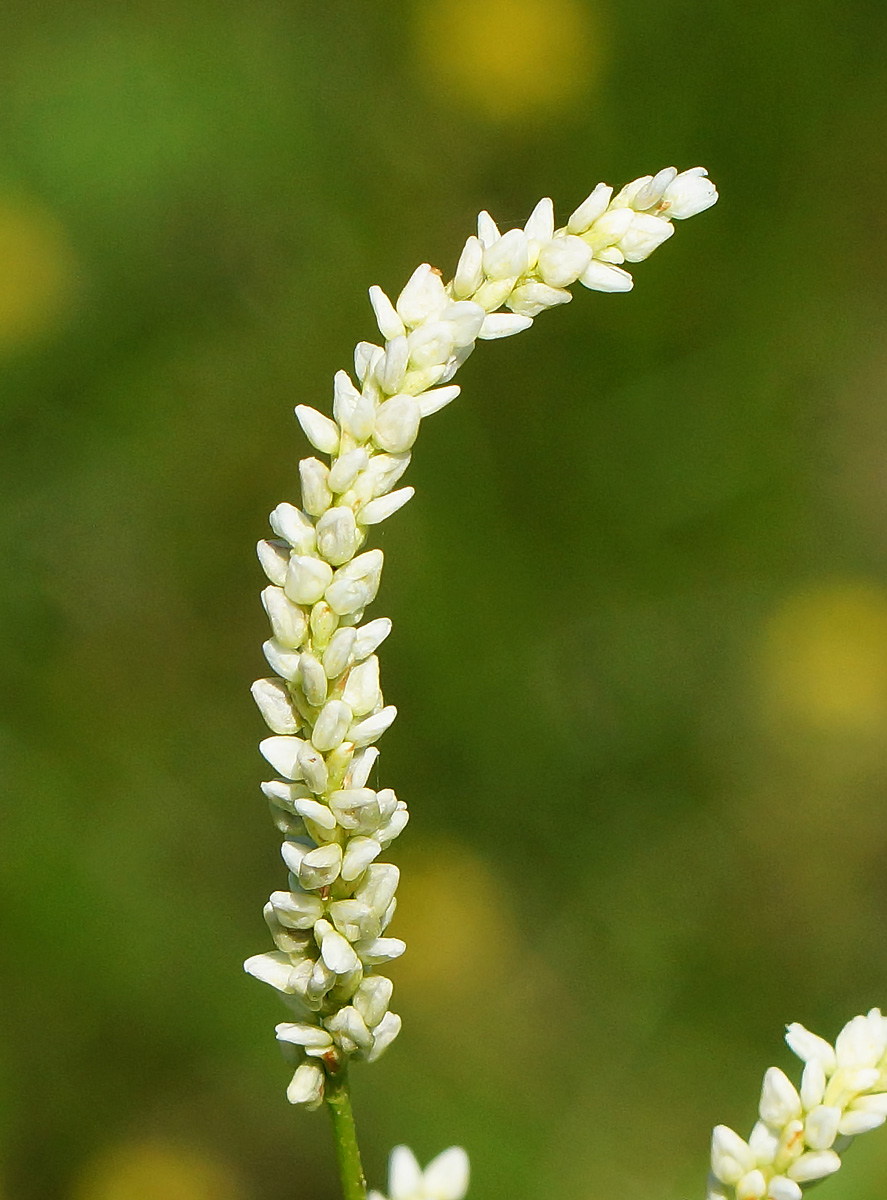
[244,164,717,1192]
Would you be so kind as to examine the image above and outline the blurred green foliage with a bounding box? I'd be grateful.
[3,1,887,1197]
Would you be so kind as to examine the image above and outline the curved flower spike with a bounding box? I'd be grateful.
[246,166,717,1106]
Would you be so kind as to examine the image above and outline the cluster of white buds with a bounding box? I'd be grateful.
[369,1146,470,1200]
[244,166,718,1109]
[708,1009,887,1200]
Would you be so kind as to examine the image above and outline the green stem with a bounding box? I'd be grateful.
[325,1067,367,1200]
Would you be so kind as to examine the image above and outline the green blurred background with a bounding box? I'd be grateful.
[3,1,887,1197]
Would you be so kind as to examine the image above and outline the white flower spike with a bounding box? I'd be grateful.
[246,166,717,1108]
[368,1146,470,1200]
[708,1010,887,1200]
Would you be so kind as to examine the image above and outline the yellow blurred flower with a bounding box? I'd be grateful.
[70,1140,245,1200]
[759,580,887,735]
[0,195,78,354]
[394,839,519,999]
[412,0,602,121]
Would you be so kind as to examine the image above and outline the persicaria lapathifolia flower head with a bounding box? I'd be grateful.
[707,1009,887,1200]
[244,166,718,1107]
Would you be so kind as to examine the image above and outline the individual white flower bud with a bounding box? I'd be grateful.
[472,277,519,312]
[482,228,529,280]
[524,196,555,249]
[285,555,334,606]
[836,1013,886,1068]
[328,448,369,494]
[309,600,338,649]
[349,705,397,746]
[375,803,409,847]
[297,652,326,706]
[800,1058,827,1108]
[378,335,410,395]
[440,301,485,349]
[298,743,329,794]
[786,1150,841,1183]
[660,167,718,218]
[632,166,678,210]
[748,1120,780,1164]
[579,259,634,293]
[326,1005,374,1052]
[760,1067,802,1126]
[295,405,340,456]
[365,1011,401,1061]
[452,235,484,299]
[405,322,453,372]
[735,1169,766,1200]
[345,745,380,789]
[537,234,593,287]
[298,842,344,889]
[361,453,411,499]
[418,384,460,417]
[275,1022,334,1050]
[786,1023,837,1073]
[299,457,333,517]
[312,700,353,752]
[328,898,373,941]
[567,182,613,233]
[357,937,405,965]
[292,795,337,832]
[352,976,393,1030]
[261,586,308,648]
[767,1177,802,1200]
[353,343,381,386]
[251,678,300,735]
[342,655,382,715]
[360,486,415,526]
[315,506,362,566]
[395,263,447,327]
[711,1126,756,1186]
[314,919,361,974]
[262,638,300,680]
[804,1105,841,1150]
[825,1065,880,1109]
[849,1092,887,1116]
[342,836,382,881]
[586,206,635,249]
[476,210,500,248]
[269,503,316,555]
[354,862,399,914]
[243,950,299,993]
[270,890,325,929]
[374,394,421,454]
[507,280,572,318]
[597,245,626,264]
[369,285,406,340]
[261,778,310,809]
[619,213,674,262]
[260,735,306,780]
[306,955,337,1003]
[329,788,381,832]
[334,367,361,420]
[257,539,290,586]
[478,313,533,340]
[353,618,392,661]
[839,1109,887,1135]
[326,549,384,617]
[609,173,654,209]
[286,1060,325,1108]
[323,626,357,679]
